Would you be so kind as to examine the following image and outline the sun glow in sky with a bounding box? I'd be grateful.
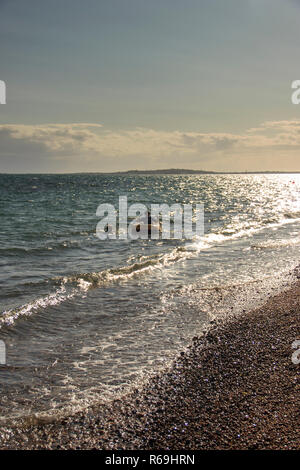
[1,0,300,173]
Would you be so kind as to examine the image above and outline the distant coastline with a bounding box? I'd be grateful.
[1,169,300,175]
[112,169,300,175]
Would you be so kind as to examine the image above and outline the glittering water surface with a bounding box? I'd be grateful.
[0,173,300,423]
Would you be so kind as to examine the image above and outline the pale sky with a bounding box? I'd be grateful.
[1,0,300,172]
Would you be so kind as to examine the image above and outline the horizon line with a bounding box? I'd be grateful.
[1,169,300,176]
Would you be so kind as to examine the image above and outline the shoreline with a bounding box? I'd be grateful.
[1,281,299,449]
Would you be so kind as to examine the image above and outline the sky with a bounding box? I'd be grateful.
[1,0,300,172]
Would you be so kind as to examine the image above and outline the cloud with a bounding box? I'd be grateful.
[1,120,300,172]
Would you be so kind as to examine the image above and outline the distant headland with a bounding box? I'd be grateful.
[111,169,300,175]
[1,169,300,175]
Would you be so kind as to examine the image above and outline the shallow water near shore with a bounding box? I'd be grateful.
[0,173,300,425]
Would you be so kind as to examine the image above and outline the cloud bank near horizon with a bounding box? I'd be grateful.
[1,120,300,173]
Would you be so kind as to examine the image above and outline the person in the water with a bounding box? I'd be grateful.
[136,209,153,234]
[146,210,152,225]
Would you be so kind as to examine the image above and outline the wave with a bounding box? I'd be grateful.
[59,215,293,288]
[251,237,300,250]
[61,248,189,288]
[283,210,300,220]
[2,212,300,329]
[0,247,191,328]
[195,213,300,249]
[0,285,77,328]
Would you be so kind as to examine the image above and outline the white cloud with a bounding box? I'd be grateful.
[1,120,300,172]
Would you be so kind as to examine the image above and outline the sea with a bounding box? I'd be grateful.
[0,173,299,425]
